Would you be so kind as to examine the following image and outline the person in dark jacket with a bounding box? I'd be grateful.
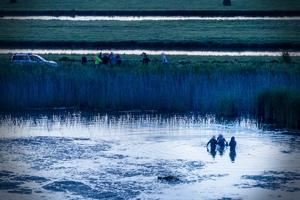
[141,52,150,64]
[229,136,236,152]
[101,54,110,65]
[116,54,122,65]
[207,135,218,152]
[217,134,228,148]
[81,55,87,65]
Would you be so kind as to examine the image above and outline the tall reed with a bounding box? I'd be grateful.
[1,59,299,128]
[256,88,300,128]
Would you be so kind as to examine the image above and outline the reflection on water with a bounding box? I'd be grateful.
[229,151,237,162]
[0,111,300,199]
[1,48,299,56]
[2,16,300,21]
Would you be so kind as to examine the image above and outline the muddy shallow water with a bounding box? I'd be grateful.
[0,111,300,200]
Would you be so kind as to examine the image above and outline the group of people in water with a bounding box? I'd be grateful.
[81,52,168,67]
[206,134,237,161]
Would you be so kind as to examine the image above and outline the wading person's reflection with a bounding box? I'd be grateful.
[206,135,217,158]
[229,136,237,162]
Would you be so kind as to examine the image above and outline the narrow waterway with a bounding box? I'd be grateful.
[2,16,300,21]
[2,48,300,56]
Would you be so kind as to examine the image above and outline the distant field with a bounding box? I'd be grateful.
[1,0,300,11]
[0,19,299,50]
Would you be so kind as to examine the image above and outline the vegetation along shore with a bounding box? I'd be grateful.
[0,54,299,128]
[1,0,299,129]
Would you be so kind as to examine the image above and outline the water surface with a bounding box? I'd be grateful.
[2,49,300,56]
[2,16,300,21]
[0,111,299,199]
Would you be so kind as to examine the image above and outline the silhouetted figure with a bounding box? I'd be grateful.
[98,52,102,59]
[229,151,236,162]
[109,52,116,65]
[102,54,110,65]
[81,55,87,65]
[207,135,217,152]
[141,52,150,64]
[223,0,231,6]
[228,136,237,162]
[116,54,122,65]
[207,135,217,158]
[217,134,228,148]
[229,136,237,152]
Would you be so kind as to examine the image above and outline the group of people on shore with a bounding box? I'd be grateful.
[81,52,123,67]
[206,134,237,161]
[141,52,168,65]
[81,52,168,67]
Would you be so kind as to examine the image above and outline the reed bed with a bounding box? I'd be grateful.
[1,58,299,128]
[256,88,300,128]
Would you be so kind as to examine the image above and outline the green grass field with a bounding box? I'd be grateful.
[1,19,299,50]
[1,0,300,11]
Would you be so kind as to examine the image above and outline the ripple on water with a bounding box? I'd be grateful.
[1,119,300,200]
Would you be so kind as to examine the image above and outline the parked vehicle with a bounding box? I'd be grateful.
[11,53,57,67]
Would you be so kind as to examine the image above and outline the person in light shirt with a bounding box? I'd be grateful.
[162,53,168,64]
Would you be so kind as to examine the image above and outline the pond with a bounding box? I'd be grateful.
[0,110,299,199]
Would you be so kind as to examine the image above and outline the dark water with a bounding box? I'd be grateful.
[0,111,300,199]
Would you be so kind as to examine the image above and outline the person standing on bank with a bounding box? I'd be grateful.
[162,53,168,65]
[109,52,116,66]
[94,55,102,68]
[101,54,110,65]
[116,54,122,65]
[141,52,150,64]
[81,55,87,65]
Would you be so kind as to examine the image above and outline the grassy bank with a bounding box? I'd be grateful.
[1,0,300,11]
[1,19,299,50]
[1,55,299,128]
